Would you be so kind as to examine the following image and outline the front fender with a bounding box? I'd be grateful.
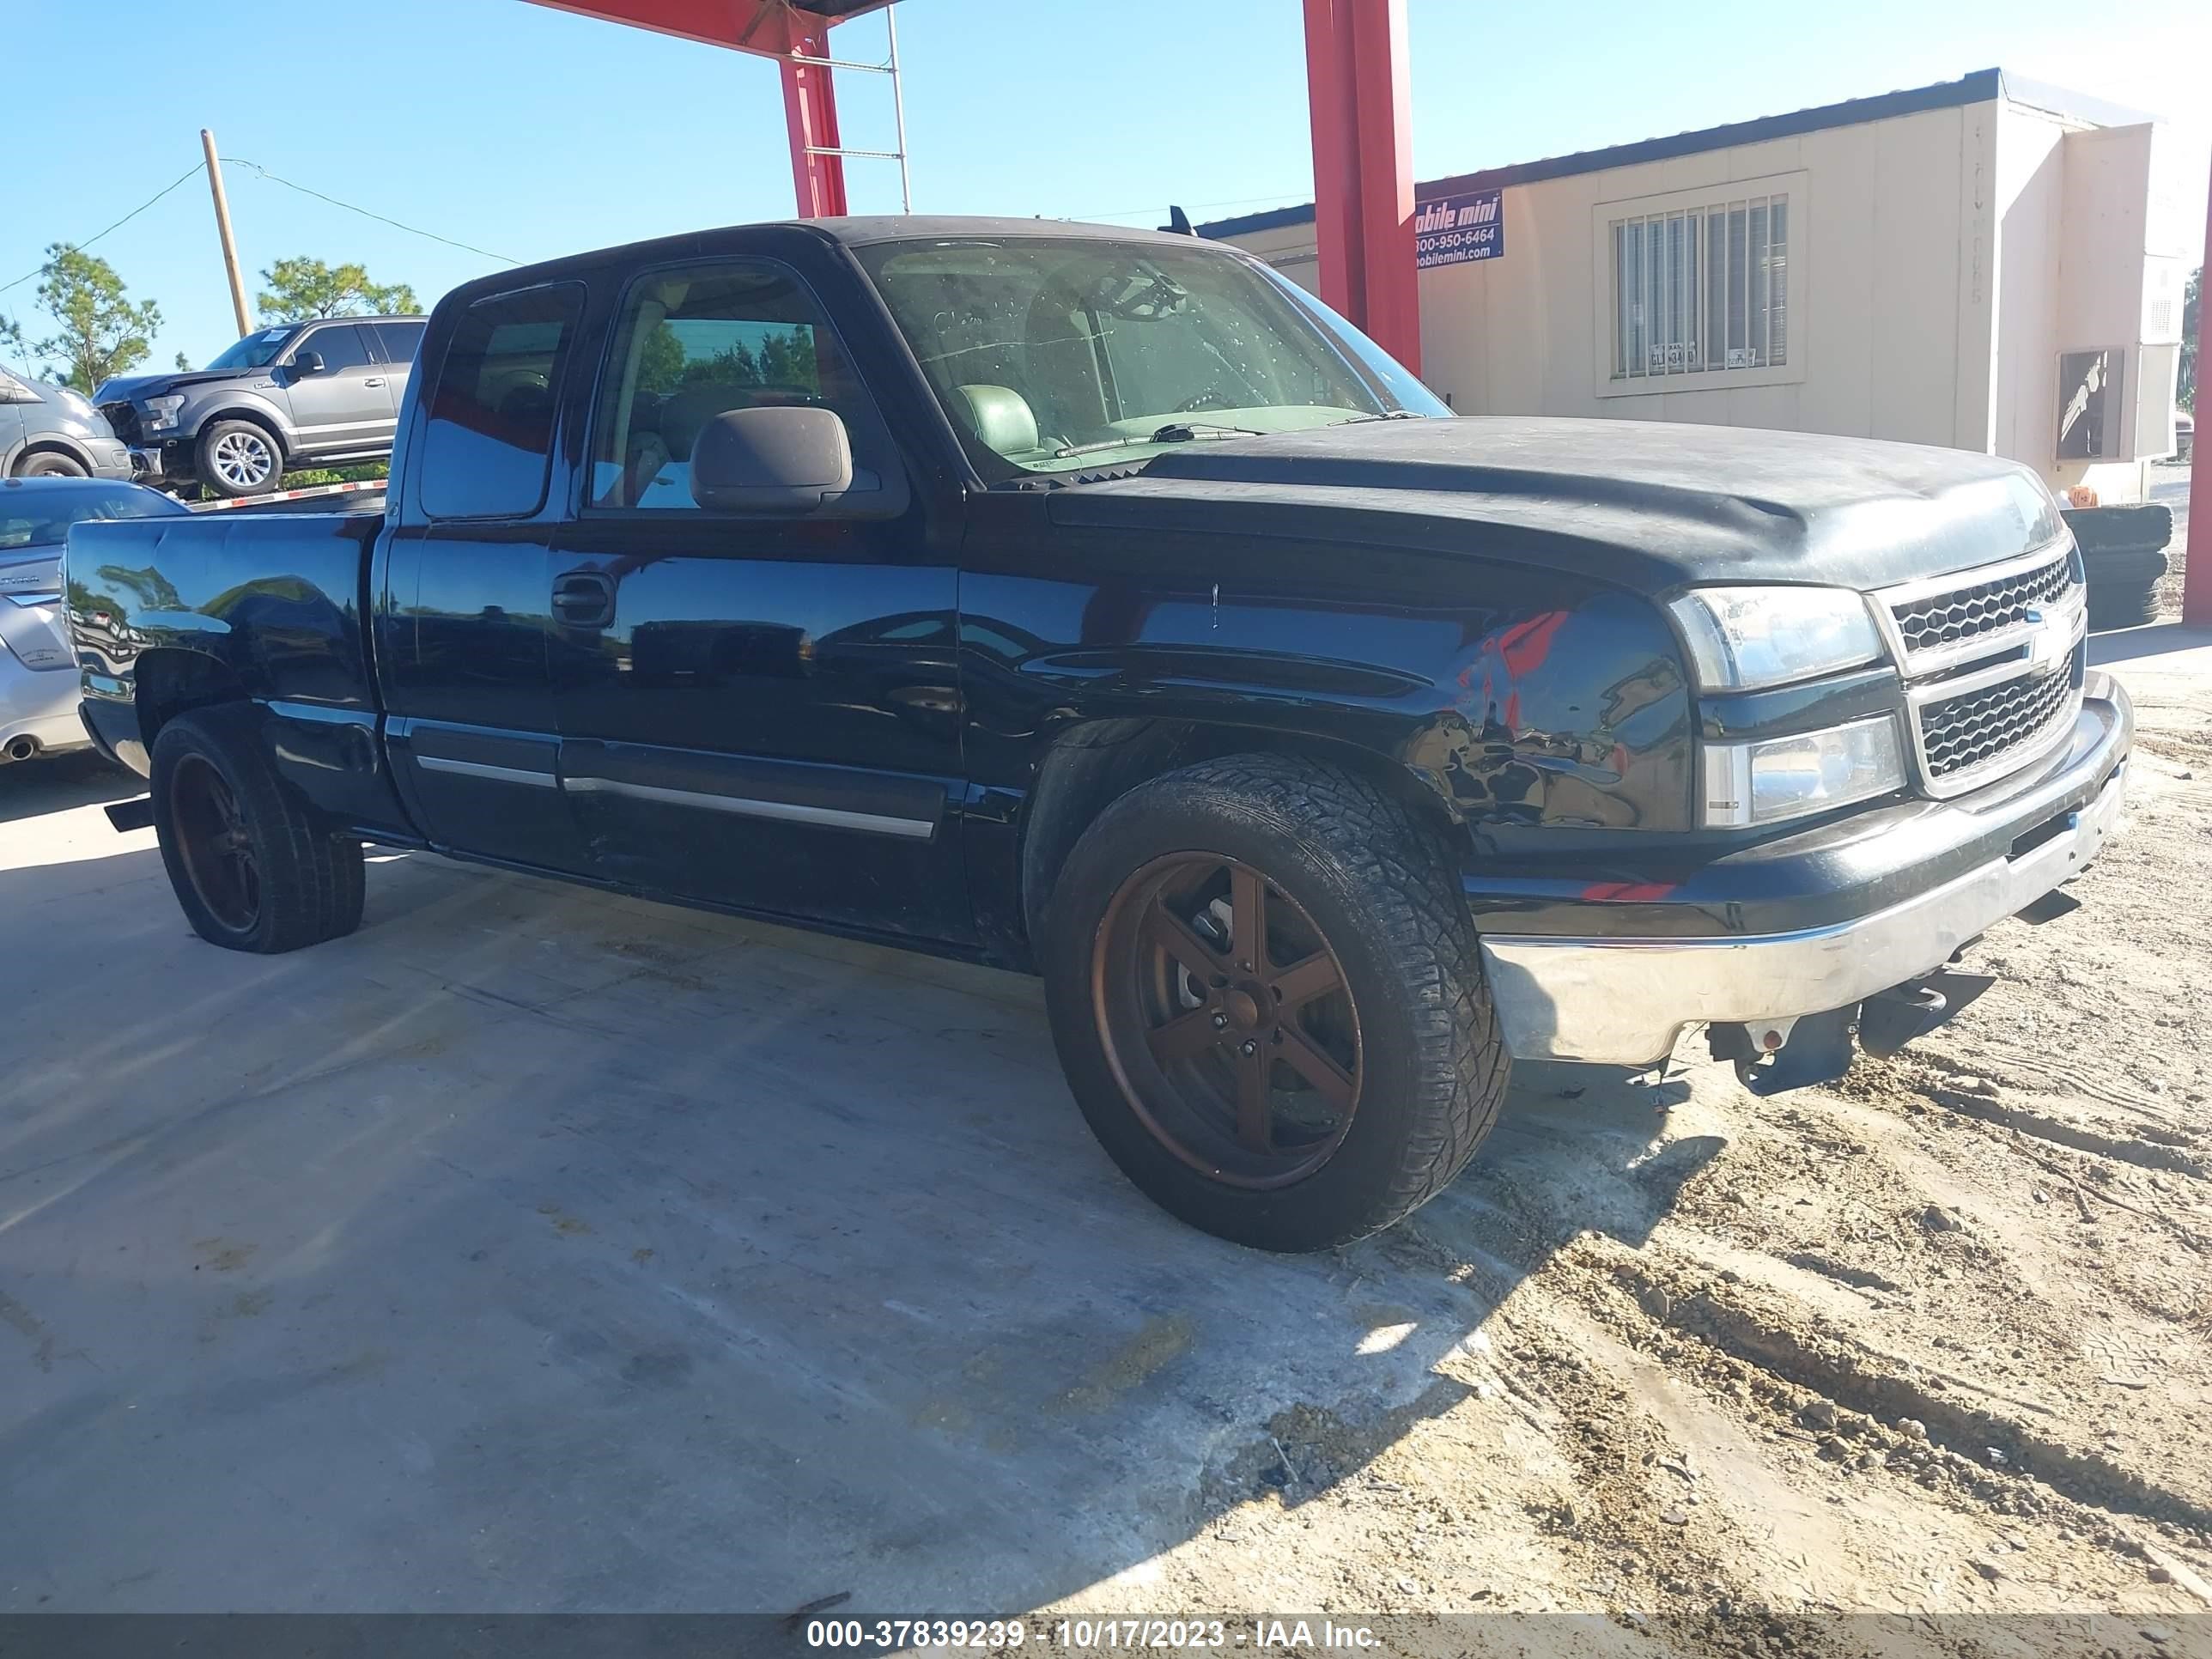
[179,388,295,449]
[962,570,1695,836]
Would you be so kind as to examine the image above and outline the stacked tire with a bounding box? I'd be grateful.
[2063,504,2173,631]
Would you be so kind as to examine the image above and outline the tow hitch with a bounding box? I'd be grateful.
[1856,969,1995,1059]
[1709,969,1996,1096]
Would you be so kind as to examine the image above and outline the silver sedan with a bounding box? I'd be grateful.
[0,477,187,763]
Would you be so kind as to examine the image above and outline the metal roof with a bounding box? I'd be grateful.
[1197,69,2158,240]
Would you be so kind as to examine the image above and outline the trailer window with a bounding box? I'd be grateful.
[418,284,584,520]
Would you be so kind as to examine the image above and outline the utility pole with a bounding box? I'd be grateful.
[200,129,252,339]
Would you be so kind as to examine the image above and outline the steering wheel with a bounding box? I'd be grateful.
[1172,387,1237,414]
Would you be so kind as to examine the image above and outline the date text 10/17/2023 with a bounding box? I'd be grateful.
[804,1619,1382,1650]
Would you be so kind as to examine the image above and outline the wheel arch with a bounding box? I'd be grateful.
[133,645,252,752]
[1018,716,1466,951]
[10,435,99,476]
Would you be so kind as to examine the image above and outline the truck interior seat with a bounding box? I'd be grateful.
[950,385,1041,458]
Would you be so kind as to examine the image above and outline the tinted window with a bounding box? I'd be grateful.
[372,319,426,364]
[0,484,188,550]
[419,286,583,520]
[586,260,892,511]
[297,324,374,372]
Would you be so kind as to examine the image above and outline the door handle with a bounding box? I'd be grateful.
[363,376,386,387]
[552,569,617,628]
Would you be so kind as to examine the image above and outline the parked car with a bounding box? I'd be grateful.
[1,367,135,480]
[1,476,186,762]
[66,218,2130,1250]
[94,315,425,498]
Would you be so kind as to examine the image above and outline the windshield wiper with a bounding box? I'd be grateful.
[1050,421,1265,460]
[1334,410,1425,426]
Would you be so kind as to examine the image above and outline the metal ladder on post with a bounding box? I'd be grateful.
[789,3,914,212]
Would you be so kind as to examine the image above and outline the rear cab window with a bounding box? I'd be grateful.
[372,319,426,365]
[417,285,584,520]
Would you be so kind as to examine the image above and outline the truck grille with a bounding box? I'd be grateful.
[1880,543,2088,799]
[98,401,142,444]
[1916,661,2080,785]
[1888,550,2072,662]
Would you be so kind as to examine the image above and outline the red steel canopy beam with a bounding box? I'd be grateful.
[522,0,890,218]
[1301,0,1420,374]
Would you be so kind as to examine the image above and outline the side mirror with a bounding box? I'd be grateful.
[690,406,854,513]
[290,349,325,376]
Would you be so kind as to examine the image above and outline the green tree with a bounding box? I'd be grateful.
[255,257,418,323]
[2181,265,2199,414]
[32,245,161,391]
[173,350,193,371]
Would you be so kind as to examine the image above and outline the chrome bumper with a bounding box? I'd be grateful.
[1479,700,2130,1066]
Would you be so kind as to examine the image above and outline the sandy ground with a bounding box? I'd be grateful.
[1,629,2207,1657]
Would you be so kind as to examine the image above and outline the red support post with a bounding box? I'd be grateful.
[1300,0,1420,374]
[779,15,848,219]
[2185,167,2212,626]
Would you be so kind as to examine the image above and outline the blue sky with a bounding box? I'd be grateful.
[3,0,2205,375]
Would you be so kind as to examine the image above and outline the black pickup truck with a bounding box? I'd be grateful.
[67,216,2131,1250]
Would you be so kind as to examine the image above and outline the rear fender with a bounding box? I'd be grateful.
[67,514,411,836]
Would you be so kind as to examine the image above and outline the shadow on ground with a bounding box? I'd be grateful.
[0,750,143,825]
[0,824,1714,1613]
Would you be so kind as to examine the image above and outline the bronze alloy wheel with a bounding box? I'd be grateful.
[168,752,260,934]
[1091,852,1362,1189]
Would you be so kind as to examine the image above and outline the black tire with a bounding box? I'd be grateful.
[2085,547,2168,630]
[2063,503,2172,556]
[150,706,366,953]
[15,451,88,478]
[195,419,283,497]
[1043,754,1509,1252]
[2088,586,2165,630]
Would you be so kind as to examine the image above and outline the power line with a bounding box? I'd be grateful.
[222,157,520,266]
[0,161,206,297]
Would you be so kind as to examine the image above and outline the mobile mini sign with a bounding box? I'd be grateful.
[1413,188,1503,269]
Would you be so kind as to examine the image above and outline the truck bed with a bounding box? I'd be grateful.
[67,509,402,833]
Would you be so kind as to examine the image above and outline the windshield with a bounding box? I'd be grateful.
[854,236,1448,477]
[0,485,188,550]
[203,327,296,372]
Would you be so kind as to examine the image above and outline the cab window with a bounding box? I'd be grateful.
[418,284,583,520]
[296,324,374,373]
[372,319,426,364]
[586,259,896,512]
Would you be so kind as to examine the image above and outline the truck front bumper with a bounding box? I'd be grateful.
[1473,671,2133,1066]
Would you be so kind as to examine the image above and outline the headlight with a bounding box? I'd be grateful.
[143,393,186,433]
[1699,714,1905,827]
[1668,586,1885,691]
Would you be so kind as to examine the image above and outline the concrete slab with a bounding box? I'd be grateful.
[3,753,1667,1614]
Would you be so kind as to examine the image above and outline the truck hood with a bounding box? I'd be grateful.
[1048,416,2066,595]
[94,370,252,403]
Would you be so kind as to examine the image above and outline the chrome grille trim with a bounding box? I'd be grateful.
[1875,540,2076,679]
[1915,665,2075,785]
[1875,541,2089,800]
[1901,610,2086,799]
